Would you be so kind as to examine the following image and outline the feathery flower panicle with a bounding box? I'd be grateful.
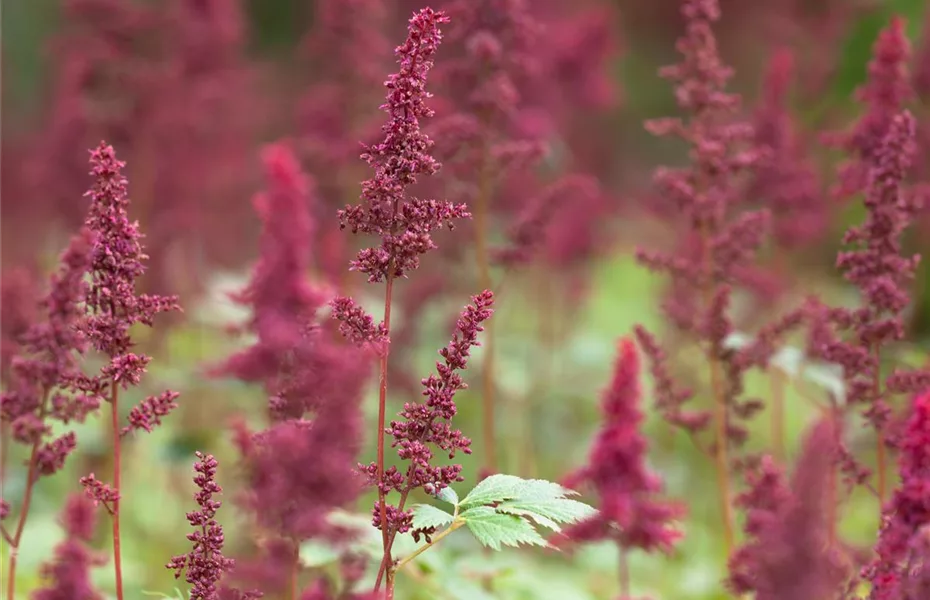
[820,112,928,439]
[32,494,105,600]
[0,229,96,486]
[635,0,775,447]
[831,17,914,201]
[218,144,371,421]
[865,391,930,599]
[167,453,236,600]
[364,290,494,536]
[338,8,467,283]
[0,268,37,380]
[726,420,848,599]
[562,338,684,554]
[218,144,370,595]
[75,143,181,443]
[750,48,827,250]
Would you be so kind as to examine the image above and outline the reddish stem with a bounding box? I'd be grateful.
[373,274,395,597]
[110,381,124,600]
[872,344,887,506]
[618,544,630,599]
[5,388,51,600]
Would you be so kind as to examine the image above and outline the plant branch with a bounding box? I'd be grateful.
[395,519,465,572]
[110,380,125,600]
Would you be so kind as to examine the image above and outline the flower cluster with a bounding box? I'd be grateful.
[364,290,494,533]
[831,17,914,201]
[338,8,468,282]
[819,112,926,435]
[562,338,684,554]
[727,420,847,599]
[167,453,238,600]
[635,0,771,448]
[0,229,96,484]
[32,494,105,600]
[864,391,930,599]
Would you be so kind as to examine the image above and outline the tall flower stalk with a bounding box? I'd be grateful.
[634,0,765,558]
[0,230,96,600]
[332,8,469,597]
[76,143,180,599]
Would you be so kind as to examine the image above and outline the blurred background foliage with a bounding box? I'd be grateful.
[2,0,930,599]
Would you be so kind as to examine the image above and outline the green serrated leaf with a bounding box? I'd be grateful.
[496,505,563,531]
[497,497,596,532]
[459,474,527,509]
[435,485,459,505]
[514,478,579,501]
[460,506,548,551]
[411,504,455,530]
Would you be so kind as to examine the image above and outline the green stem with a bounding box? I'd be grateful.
[394,519,466,572]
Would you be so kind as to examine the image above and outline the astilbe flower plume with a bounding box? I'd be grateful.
[63,142,181,600]
[864,390,930,599]
[750,47,827,251]
[13,0,260,305]
[0,228,98,599]
[366,290,494,538]
[726,420,848,599]
[830,16,914,201]
[633,0,776,557]
[32,494,105,600]
[815,112,930,503]
[218,144,370,597]
[562,338,684,561]
[338,8,467,283]
[167,453,245,600]
[0,268,37,381]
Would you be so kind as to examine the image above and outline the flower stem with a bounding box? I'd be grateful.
[374,274,396,596]
[110,380,124,600]
[474,149,496,476]
[770,369,786,462]
[700,225,734,558]
[618,544,630,599]
[872,344,887,506]
[395,520,465,572]
[5,388,51,600]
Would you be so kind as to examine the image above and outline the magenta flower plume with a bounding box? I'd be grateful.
[0,230,96,472]
[821,112,926,438]
[831,16,914,201]
[635,0,772,444]
[0,268,37,381]
[726,420,847,599]
[562,338,684,554]
[750,48,827,250]
[32,494,105,600]
[74,143,181,438]
[364,290,494,537]
[217,144,371,596]
[864,390,930,599]
[338,7,468,283]
[167,453,238,600]
[218,144,371,422]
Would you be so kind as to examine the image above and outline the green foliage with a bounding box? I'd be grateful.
[458,506,548,551]
[411,475,596,553]
[411,504,456,531]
